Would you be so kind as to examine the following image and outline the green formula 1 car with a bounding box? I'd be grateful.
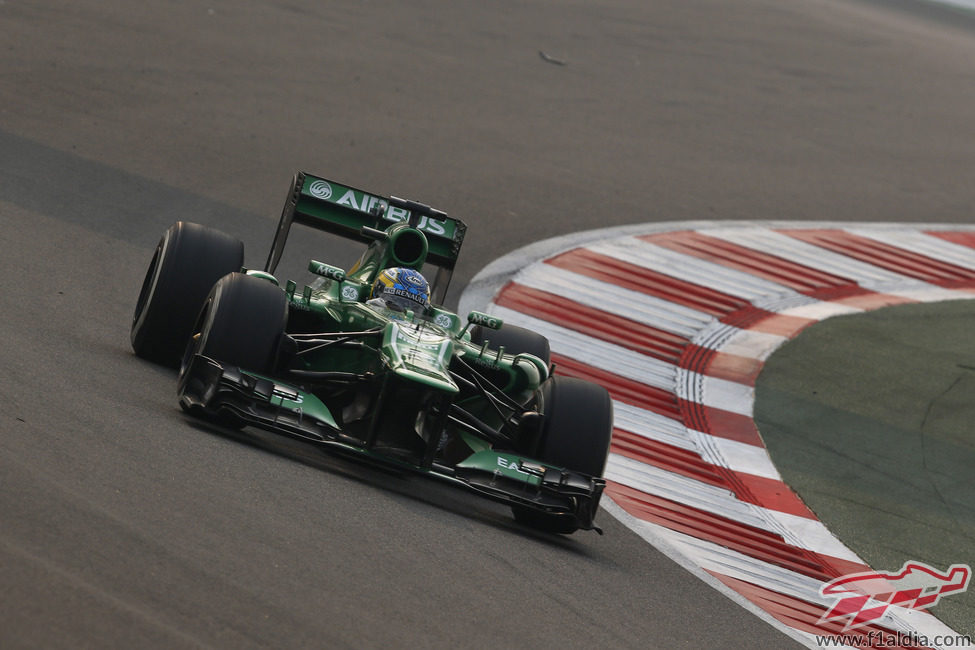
[131,173,612,534]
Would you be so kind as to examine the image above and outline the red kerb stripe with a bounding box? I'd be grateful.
[683,344,765,385]
[641,231,855,293]
[679,399,764,447]
[926,230,975,250]
[611,429,727,488]
[496,283,687,363]
[552,354,682,420]
[546,248,746,316]
[613,426,818,519]
[782,229,975,286]
[731,472,817,519]
[608,482,832,580]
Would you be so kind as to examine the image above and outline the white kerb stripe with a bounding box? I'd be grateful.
[848,228,975,273]
[661,527,962,647]
[888,286,975,303]
[512,263,713,337]
[606,453,774,532]
[613,512,962,649]
[698,374,754,417]
[609,453,860,560]
[613,401,695,452]
[778,301,862,320]
[696,326,790,360]
[688,429,783,481]
[586,237,802,302]
[700,227,921,289]
[488,305,679,390]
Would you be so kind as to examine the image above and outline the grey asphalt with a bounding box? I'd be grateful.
[4,0,975,647]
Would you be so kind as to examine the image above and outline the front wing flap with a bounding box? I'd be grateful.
[178,354,345,444]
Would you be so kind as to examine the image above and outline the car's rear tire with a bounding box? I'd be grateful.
[512,376,613,534]
[131,221,244,366]
[470,322,550,368]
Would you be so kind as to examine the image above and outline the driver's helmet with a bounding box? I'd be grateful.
[370,267,431,312]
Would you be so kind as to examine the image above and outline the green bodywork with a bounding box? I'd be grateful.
[225,174,548,486]
[275,266,547,419]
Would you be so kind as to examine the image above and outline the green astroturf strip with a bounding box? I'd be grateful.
[754,299,975,634]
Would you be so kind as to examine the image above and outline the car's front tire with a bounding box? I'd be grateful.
[512,376,613,534]
[177,272,288,423]
[470,322,551,369]
[179,272,288,377]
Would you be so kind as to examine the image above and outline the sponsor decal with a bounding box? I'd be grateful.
[434,314,453,329]
[336,188,387,215]
[310,261,345,282]
[468,311,502,330]
[471,356,500,369]
[497,456,530,476]
[311,183,453,238]
[394,329,445,351]
[390,323,452,372]
[818,561,971,631]
[387,287,427,306]
[308,179,332,200]
[382,207,448,236]
[398,268,426,289]
[341,285,359,300]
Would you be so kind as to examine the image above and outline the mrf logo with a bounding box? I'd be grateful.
[819,561,970,630]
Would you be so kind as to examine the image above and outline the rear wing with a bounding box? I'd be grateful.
[264,173,467,302]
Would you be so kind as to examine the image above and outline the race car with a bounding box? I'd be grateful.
[130,173,612,534]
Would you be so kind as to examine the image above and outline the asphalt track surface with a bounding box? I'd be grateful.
[756,299,975,634]
[3,1,975,648]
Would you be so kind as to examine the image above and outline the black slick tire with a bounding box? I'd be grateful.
[131,221,244,366]
[179,272,288,379]
[177,273,287,425]
[512,376,613,534]
[470,323,551,368]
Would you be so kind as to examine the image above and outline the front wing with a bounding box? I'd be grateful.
[178,354,606,532]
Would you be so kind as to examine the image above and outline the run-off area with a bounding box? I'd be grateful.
[755,298,975,634]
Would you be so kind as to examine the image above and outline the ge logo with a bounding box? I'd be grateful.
[434,314,452,329]
[309,180,332,200]
[341,285,359,300]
